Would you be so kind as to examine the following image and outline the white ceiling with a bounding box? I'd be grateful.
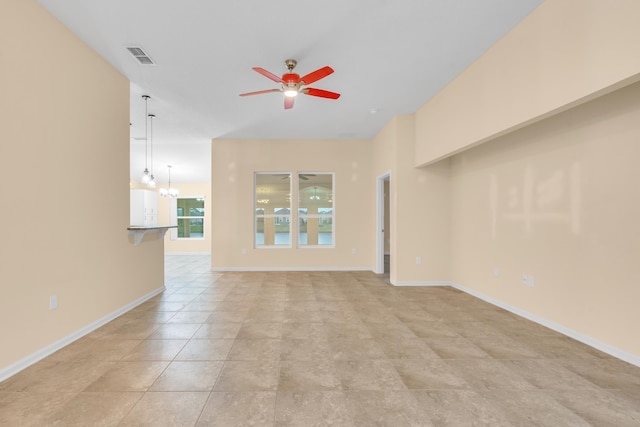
[37,0,542,184]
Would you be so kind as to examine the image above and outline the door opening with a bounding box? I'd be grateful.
[376,172,391,275]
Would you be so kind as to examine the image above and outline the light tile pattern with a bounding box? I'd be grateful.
[1,254,639,426]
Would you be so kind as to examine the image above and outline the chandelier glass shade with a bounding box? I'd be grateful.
[141,168,151,183]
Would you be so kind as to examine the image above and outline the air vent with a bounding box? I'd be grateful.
[126,46,155,65]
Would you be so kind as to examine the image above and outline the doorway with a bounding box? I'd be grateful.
[376,172,391,275]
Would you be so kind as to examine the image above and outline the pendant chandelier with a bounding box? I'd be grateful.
[310,186,320,200]
[140,95,152,185]
[160,165,179,197]
[146,113,156,188]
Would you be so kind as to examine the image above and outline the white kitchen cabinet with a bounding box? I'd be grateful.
[130,189,158,226]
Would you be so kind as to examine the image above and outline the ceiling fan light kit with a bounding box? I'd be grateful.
[240,59,340,109]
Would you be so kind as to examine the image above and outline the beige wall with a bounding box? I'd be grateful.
[211,139,373,270]
[408,0,640,360]
[449,81,640,357]
[0,0,164,374]
[395,116,451,284]
[415,0,640,166]
[372,116,451,284]
[156,182,212,253]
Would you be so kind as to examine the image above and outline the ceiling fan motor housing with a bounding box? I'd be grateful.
[283,73,300,84]
[282,73,301,93]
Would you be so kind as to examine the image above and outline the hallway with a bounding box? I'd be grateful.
[1,255,639,425]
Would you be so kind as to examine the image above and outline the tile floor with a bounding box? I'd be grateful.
[1,254,640,426]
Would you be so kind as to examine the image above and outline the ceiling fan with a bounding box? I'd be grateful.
[295,173,316,181]
[240,59,340,109]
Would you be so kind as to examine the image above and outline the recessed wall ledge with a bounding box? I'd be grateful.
[127,225,177,246]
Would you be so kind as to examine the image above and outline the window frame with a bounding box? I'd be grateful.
[172,196,206,240]
[297,172,335,249]
[254,172,293,249]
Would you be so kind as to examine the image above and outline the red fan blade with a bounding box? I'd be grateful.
[284,96,295,109]
[239,89,281,97]
[253,67,283,83]
[300,66,334,85]
[303,88,341,99]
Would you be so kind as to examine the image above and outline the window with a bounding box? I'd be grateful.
[176,197,205,239]
[255,173,292,247]
[298,173,334,247]
[254,172,334,248]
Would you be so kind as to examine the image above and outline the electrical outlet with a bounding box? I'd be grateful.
[528,275,535,287]
[522,274,528,285]
[241,248,247,255]
[49,295,58,310]
[416,256,422,265]
[351,248,357,254]
[494,268,500,277]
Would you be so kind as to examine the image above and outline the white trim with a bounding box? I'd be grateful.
[212,266,372,272]
[392,280,452,287]
[0,286,165,382]
[449,282,640,368]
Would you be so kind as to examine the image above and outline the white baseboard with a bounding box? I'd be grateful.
[449,282,640,368]
[0,286,165,382]
[211,266,372,272]
[392,280,452,287]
